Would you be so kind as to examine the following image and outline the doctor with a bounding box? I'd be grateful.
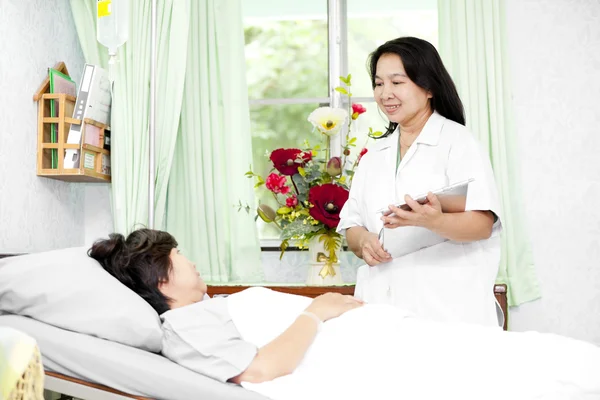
[338,37,503,327]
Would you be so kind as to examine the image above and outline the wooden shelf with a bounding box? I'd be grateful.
[36,93,111,183]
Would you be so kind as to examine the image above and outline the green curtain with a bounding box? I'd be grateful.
[438,0,540,306]
[165,0,263,283]
[69,0,190,233]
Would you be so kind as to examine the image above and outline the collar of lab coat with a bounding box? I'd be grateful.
[372,111,445,152]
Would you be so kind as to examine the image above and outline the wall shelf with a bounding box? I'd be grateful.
[35,93,111,183]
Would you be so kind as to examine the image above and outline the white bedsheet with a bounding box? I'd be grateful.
[228,287,600,400]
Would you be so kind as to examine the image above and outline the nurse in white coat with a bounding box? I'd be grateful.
[338,37,503,328]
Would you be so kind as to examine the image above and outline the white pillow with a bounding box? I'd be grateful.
[0,247,163,352]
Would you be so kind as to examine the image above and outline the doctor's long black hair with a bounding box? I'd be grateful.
[368,37,466,139]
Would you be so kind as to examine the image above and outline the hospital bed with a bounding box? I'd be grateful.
[0,313,268,400]
[0,252,508,400]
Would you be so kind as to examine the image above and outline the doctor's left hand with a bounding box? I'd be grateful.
[381,192,443,230]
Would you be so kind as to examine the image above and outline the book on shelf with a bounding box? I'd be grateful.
[64,64,112,169]
[48,68,76,169]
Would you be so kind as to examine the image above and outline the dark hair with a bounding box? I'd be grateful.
[88,229,178,315]
[367,36,465,138]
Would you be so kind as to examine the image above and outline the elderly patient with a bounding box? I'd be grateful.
[89,229,600,400]
[89,228,360,384]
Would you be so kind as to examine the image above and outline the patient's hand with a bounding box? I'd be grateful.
[305,293,364,322]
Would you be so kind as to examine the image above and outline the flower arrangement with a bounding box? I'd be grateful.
[244,75,380,278]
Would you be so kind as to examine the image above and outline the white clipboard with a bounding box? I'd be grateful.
[376,178,474,215]
[376,179,474,258]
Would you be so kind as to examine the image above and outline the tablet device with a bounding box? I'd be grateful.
[377,178,474,214]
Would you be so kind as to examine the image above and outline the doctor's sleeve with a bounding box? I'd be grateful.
[336,158,368,235]
[446,134,503,228]
[160,298,257,382]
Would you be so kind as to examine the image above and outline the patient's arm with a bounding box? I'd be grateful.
[229,314,319,384]
[229,293,363,384]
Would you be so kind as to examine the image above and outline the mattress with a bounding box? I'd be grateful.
[0,314,268,400]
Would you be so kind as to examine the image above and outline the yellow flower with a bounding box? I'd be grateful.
[307,107,348,137]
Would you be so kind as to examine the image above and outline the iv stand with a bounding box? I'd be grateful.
[148,0,157,229]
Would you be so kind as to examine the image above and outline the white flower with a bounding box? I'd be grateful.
[307,107,348,137]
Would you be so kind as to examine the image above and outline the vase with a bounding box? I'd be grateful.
[306,234,344,286]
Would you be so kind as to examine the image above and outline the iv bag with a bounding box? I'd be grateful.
[97,0,129,61]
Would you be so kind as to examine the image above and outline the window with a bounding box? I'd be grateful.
[243,0,438,242]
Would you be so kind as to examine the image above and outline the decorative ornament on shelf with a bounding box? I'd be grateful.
[244,75,382,285]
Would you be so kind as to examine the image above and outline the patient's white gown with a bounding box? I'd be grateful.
[163,287,600,400]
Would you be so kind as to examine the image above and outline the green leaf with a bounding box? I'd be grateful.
[346,73,352,84]
[334,86,348,95]
[254,175,265,188]
[297,166,306,177]
[297,209,310,216]
[277,206,292,215]
[292,173,309,202]
[319,233,342,259]
[245,171,254,177]
[339,75,349,85]
[280,219,321,240]
[348,137,357,144]
[371,131,383,138]
[279,239,289,260]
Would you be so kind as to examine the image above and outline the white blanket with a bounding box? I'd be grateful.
[227,288,600,400]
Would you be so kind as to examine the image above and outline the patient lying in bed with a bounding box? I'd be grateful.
[89,229,600,400]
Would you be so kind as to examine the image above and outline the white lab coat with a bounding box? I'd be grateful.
[338,111,503,327]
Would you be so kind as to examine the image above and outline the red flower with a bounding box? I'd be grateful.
[358,147,368,164]
[270,148,312,176]
[351,103,367,120]
[286,195,298,208]
[308,183,349,229]
[265,173,290,195]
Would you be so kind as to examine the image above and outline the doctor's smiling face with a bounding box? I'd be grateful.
[159,248,208,309]
[367,37,465,136]
[373,53,432,126]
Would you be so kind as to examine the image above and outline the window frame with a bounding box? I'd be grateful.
[245,0,378,246]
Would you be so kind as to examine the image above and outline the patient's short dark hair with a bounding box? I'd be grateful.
[88,228,178,315]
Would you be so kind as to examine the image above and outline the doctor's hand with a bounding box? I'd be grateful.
[359,231,392,267]
[382,192,443,230]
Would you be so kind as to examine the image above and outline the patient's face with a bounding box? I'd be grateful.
[159,248,208,309]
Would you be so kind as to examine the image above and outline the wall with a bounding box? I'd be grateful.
[506,0,600,345]
[0,0,112,253]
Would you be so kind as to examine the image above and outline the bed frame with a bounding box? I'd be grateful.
[1,254,508,399]
[44,372,150,400]
[207,284,509,330]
